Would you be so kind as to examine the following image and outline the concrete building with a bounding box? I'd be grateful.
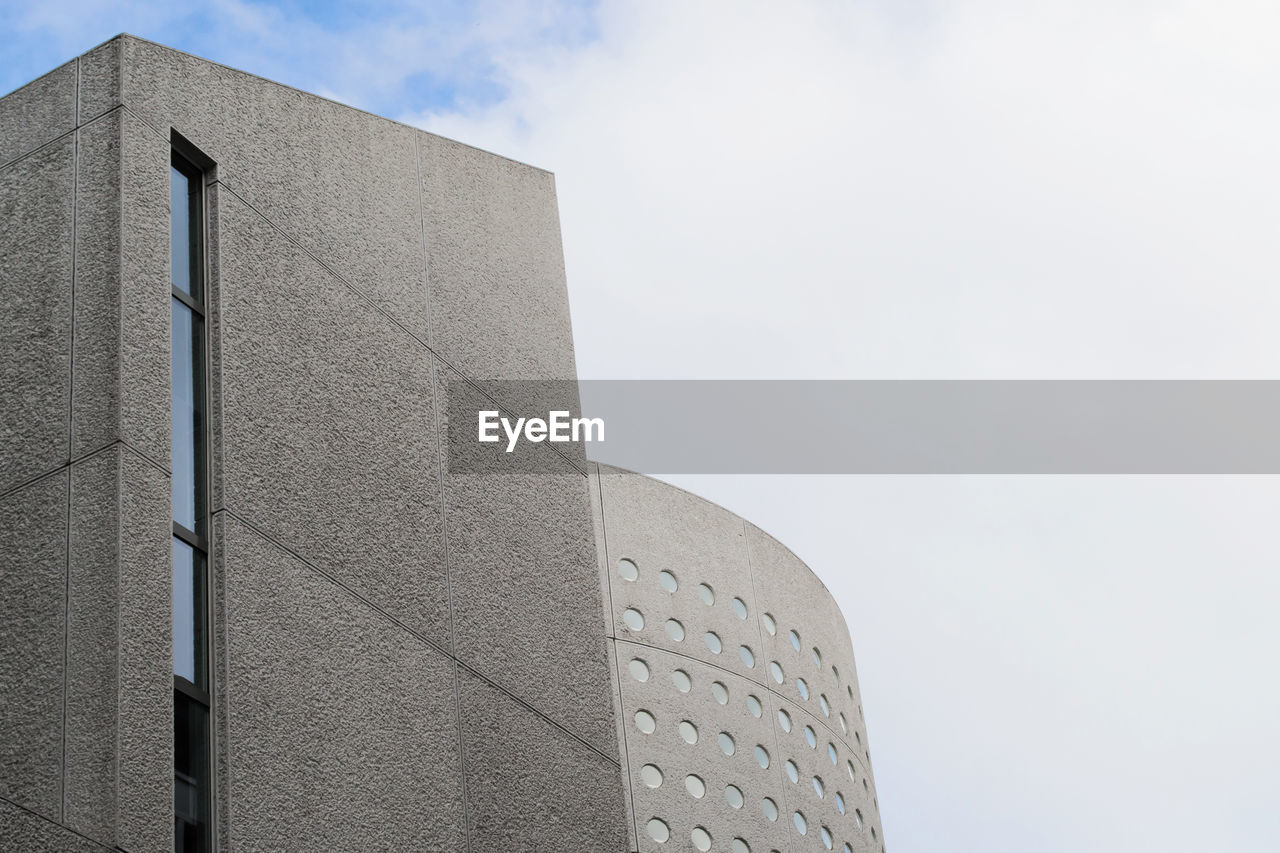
[0,35,884,853]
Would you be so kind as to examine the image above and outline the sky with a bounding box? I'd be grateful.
[5,1,1279,850]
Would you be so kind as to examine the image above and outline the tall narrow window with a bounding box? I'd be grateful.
[171,149,212,853]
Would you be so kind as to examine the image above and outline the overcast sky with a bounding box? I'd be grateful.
[5,2,1279,850]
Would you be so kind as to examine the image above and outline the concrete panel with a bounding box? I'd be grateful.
[78,38,122,124]
[614,641,791,853]
[459,668,629,853]
[418,133,578,389]
[774,691,867,853]
[0,798,115,853]
[119,36,428,338]
[0,60,75,166]
[0,135,73,493]
[598,468,769,688]
[116,447,173,853]
[64,448,121,842]
[70,112,121,459]
[0,471,67,820]
[214,191,449,641]
[443,365,616,753]
[218,514,467,853]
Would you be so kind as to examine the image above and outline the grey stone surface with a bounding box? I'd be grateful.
[458,668,629,853]
[119,36,428,338]
[614,641,791,853]
[0,135,73,494]
[214,190,450,642]
[78,38,122,124]
[115,447,172,853]
[418,134,579,392]
[443,362,616,753]
[218,514,467,852]
[598,467,767,686]
[118,110,170,466]
[64,448,121,843]
[0,59,75,166]
[0,471,67,821]
[0,798,115,853]
[69,112,121,459]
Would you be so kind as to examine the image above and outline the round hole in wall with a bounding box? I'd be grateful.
[640,764,663,787]
[762,612,777,635]
[679,720,699,744]
[844,845,853,853]
[711,681,729,704]
[665,619,686,642]
[832,665,840,683]
[705,631,723,654]
[617,558,638,581]
[820,825,833,849]
[863,778,869,791]
[732,839,751,853]
[658,569,678,593]
[732,597,748,619]
[812,647,822,667]
[672,669,692,692]
[855,809,864,829]
[634,710,656,734]
[622,608,644,631]
[847,761,856,781]
[804,726,816,748]
[777,708,792,732]
[828,743,838,764]
[692,826,712,852]
[739,645,755,668]
[797,678,809,700]
[789,629,801,652]
[793,811,807,835]
[646,818,669,843]
[754,745,770,768]
[725,784,744,809]
[746,694,762,717]
[785,760,799,783]
[839,713,848,735]
[872,827,877,840]
[628,659,650,682]
[770,661,785,684]
[718,732,736,755]
[762,797,778,821]
[848,685,854,700]
[812,775,824,798]
[835,791,846,814]
[685,774,706,798]
[697,583,715,606]
[819,694,830,717]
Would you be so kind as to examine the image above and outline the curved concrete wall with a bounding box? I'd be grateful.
[592,466,885,853]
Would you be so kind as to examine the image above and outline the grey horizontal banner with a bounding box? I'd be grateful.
[445,380,1280,474]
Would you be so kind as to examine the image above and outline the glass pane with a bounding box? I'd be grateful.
[170,165,201,298]
[171,298,203,530]
[172,538,206,688]
[174,690,210,853]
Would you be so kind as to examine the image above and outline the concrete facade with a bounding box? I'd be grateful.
[0,36,883,852]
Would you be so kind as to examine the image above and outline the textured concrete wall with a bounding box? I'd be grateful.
[2,34,627,852]
[593,466,886,853]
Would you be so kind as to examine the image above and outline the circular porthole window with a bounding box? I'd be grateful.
[828,743,838,764]
[789,629,801,652]
[835,791,846,814]
[732,839,750,853]
[777,709,792,732]
[797,678,809,700]
[672,670,691,692]
[793,811,807,835]
[746,694,762,717]
[762,612,776,634]
[617,559,638,581]
[820,826,833,849]
[725,784,744,809]
[665,619,685,642]
[658,570,678,592]
[770,661,785,684]
[645,818,669,843]
[812,647,822,667]
[812,775,824,798]
[839,713,848,735]
[804,726,816,748]
[628,659,649,682]
[685,774,706,798]
[705,632,723,654]
[679,721,698,744]
[640,764,663,788]
[711,682,729,704]
[819,694,830,717]
[634,710,656,734]
[855,809,864,829]
[691,827,712,852]
[732,597,748,619]
[785,760,799,783]
[718,732,736,755]
[697,583,715,606]
[739,645,755,667]
[754,745,770,768]
[622,608,644,631]
[762,797,778,821]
